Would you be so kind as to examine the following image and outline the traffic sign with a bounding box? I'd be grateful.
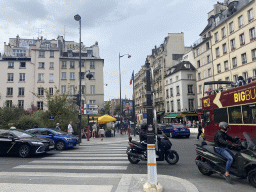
[85,104,99,109]
[49,116,54,120]
[85,110,98,114]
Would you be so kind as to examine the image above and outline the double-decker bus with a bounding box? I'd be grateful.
[201,80,256,142]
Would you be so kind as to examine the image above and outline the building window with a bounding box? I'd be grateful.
[39,62,45,68]
[225,77,230,81]
[176,86,180,95]
[38,73,44,82]
[243,72,248,80]
[249,27,255,41]
[232,57,237,68]
[49,74,54,82]
[199,98,202,107]
[171,101,174,112]
[230,39,236,50]
[166,101,170,112]
[197,60,200,68]
[188,85,193,94]
[221,27,226,38]
[229,22,234,34]
[223,43,227,54]
[38,87,44,96]
[70,85,75,95]
[62,61,67,68]
[90,85,95,94]
[170,88,173,97]
[188,99,194,111]
[216,47,219,57]
[20,62,26,68]
[70,61,75,68]
[208,68,212,77]
[241,53,247,64]
[8,62,14,68]
[206,42,210,50]
[253,69,256,78]
[252,49,256,61]
[19,73,25,81]
[248,8,254,22]
[49,87,53,95]
[61,72,66,79]
[50,51,54,57]
[188,74,193,79]
[217,64,221,73]
[207,55,210,63]
[18,87,24,96]
[177,99,181,111]
[7,87,13,96]
[238,15,244,28]
[80,72,85,79]
[39,51,45,57]
[176,76,179,81]
[37,101,43,110]
[6,100,12,108]
[80,62,84,67]
[224,61,229,71]
[233,75,238,82]
[70,72,75,80]
[170,78,172,83]
[50,62,54,69]
[199,85,202,94]
[239,33,245,45]
[90,61,95,69]
[61,85,66,94]
[82,85,85,94]
[215,32,219,42]
[196,48,200,56]
[18,100,24,108]
[166,89,169,98]
[89,100,96,104]
[8,73,14,81]
[165,80,168,85]
[198,72,201,80]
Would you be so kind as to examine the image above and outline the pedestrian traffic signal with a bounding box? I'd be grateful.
[73,94,80,105]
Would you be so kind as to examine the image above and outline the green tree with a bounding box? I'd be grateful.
[114,104,121,115]
[104,101,111,115]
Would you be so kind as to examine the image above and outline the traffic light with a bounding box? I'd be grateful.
[86,73,93,80]
[72,94,80,105]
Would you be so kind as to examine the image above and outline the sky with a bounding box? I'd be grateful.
[0,0,218,101]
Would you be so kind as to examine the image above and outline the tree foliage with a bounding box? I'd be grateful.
[104,101,111,115]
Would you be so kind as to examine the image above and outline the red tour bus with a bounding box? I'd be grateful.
[201,80,256,142]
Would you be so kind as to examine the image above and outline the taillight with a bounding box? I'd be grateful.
[173,128,178,131]
[129,142,134,146]
[186,128,190,131]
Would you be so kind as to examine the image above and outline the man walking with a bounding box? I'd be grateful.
[197,122,202,140]
[68,121,73,135]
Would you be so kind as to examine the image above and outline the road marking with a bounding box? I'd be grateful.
[55,153,126,156]
[14,165,127,170]
[42,156,128,160]
[30,160,129,164]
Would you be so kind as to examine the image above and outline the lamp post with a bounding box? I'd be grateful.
[74,14,82,143]
[119,53,131,125]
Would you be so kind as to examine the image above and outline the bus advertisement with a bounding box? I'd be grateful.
[201,81,256,142]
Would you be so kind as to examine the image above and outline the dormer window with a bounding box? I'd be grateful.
[171,68,175,73]
[184,64,190,68]
[228,1,239,14]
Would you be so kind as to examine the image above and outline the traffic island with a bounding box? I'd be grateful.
[143,182,163,192]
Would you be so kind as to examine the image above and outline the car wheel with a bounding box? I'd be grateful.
[248,168,256,188]
[56,141,65,150]
[19,145,30,158]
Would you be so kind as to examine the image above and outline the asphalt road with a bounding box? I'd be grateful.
[0,133,255,192]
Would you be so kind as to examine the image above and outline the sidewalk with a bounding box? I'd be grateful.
[78,132,199,192]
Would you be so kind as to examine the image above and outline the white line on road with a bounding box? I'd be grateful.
[55,153,126,156]
[30,160,129,164]
[41,157,128,160]
[14,165,127,170]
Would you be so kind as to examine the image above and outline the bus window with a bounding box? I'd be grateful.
[242,104,256,124]
[203,110,211,126]
[228,106,242,124]
[214,108,228,123]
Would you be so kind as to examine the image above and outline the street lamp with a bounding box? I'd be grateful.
[74,14,82,143]
[119,53,131,124]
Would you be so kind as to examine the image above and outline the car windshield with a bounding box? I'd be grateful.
[243,132,256,151]
[11,130,32,138]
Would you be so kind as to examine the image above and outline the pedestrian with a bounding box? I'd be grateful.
[92,123,96,138]
[56,123,60,131]
[124,121,128,134]
[197,122,202,140]
[68,121,73,135]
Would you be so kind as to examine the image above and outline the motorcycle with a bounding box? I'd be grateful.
[126,132,179,165]
[195,132,256,188]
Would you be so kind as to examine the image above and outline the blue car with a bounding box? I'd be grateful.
[26,128,79,150]
[163,124,190,138]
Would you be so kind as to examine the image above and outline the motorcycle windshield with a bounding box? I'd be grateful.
[243,132,256,151]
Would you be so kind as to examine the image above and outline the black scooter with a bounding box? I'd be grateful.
[126,133,179,165]
[195,132,256,187]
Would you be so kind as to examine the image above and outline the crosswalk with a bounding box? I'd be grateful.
[0,140,131,192]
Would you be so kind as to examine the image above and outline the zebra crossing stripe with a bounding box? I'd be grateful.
[14,165,127,170]
[56,153,126,156]
[41,156,127,160]
[30,160,129,164]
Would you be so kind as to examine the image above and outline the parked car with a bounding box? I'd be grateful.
[0,129,53,158]
[26,128,79,150]
[162,124,190,138]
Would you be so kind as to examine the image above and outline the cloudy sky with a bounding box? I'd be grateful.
[0,0,218,101]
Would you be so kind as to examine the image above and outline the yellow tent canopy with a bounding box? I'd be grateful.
[98,114,116,124]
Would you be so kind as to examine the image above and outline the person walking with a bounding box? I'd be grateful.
[197,122,202,140]
[124,121,128,135]
[68,121,73,135]
[92,123,96,138]
[56,123,60,131]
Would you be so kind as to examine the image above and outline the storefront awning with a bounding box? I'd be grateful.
[164,113,178,119]
[176,113,198,118]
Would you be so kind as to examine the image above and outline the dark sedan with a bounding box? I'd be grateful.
[163,124,190,138]
[0,129,52,158]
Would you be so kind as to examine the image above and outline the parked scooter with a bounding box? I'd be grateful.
[126,132,179,164]
[195,132,256,187]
